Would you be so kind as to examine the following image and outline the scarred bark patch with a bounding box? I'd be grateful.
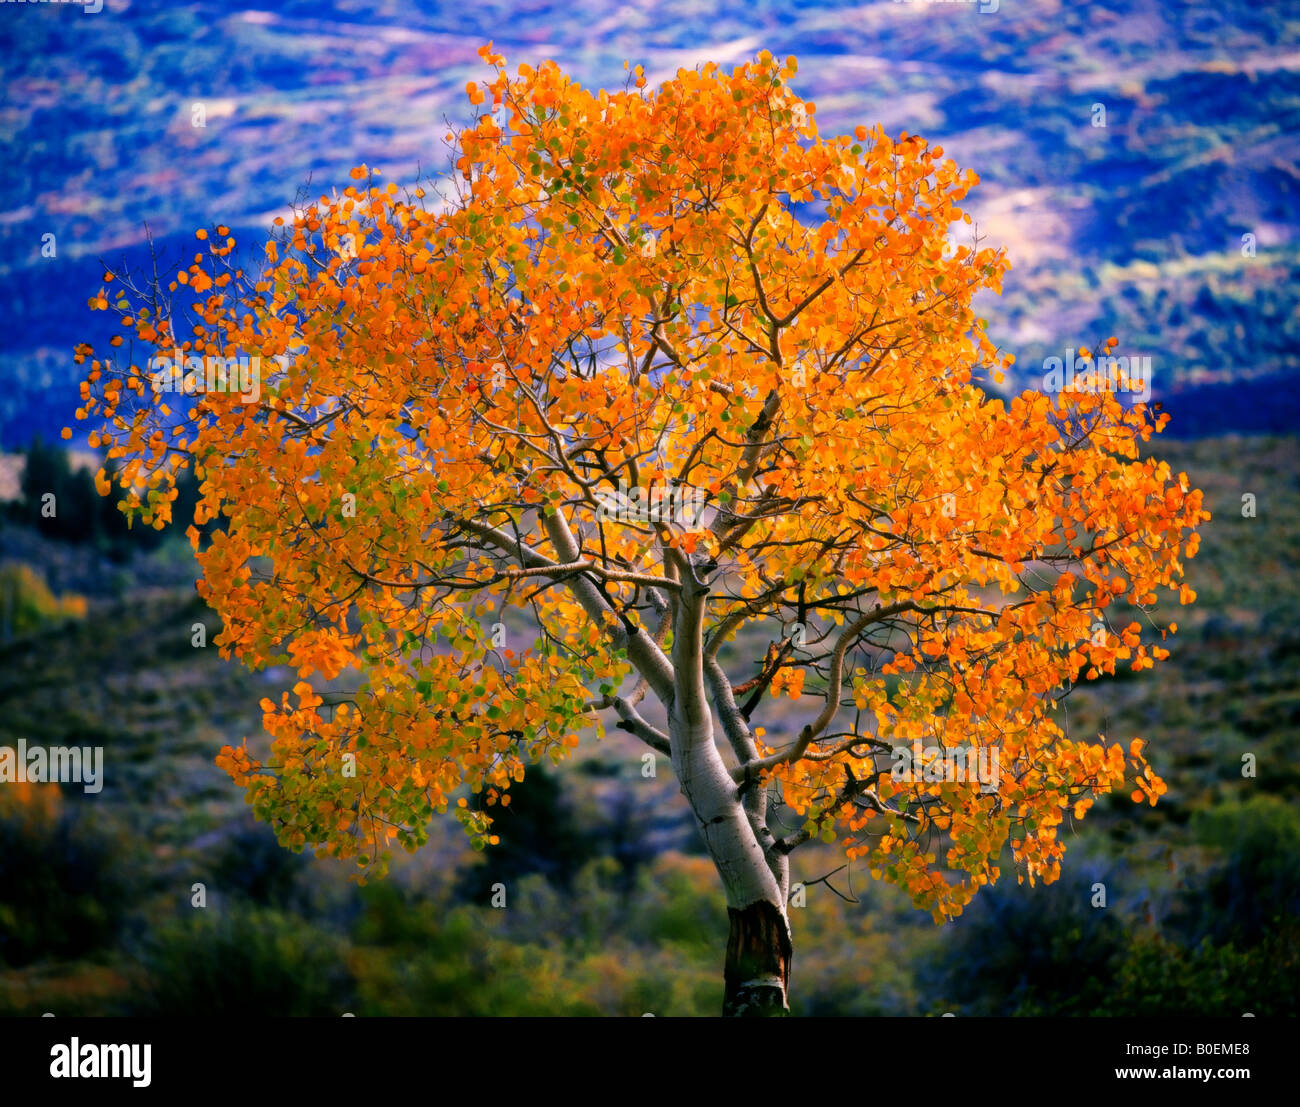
[723,900,792,1017]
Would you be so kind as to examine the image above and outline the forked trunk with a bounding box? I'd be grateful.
[723,899,792,1016]
[664,569,793,1017]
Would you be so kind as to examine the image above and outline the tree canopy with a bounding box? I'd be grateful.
[72,47,1207,936]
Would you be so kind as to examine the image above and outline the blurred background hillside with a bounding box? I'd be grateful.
[0,0,1297,1015]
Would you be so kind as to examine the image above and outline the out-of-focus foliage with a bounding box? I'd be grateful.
[3,438,205,559]
[0,563,86,635]
[124,907,354,1017]
[0,785,137,969]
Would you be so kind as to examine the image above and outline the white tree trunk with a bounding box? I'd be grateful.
[669,573,792,1016]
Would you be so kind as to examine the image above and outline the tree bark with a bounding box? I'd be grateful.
[723,900,792,1016]
[662,561,794,1017]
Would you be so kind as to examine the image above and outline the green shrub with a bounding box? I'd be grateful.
[1190,795,1300,939]
[0,798,135,967]
[125,906,354,1016]
[1100,925,1300,1016]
